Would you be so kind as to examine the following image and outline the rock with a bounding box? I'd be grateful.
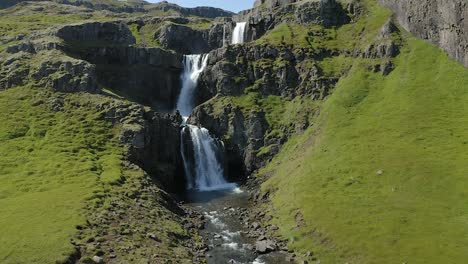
[244,244,254,251]
[57,22,136,46]
[48,97,64,112]
[251,222,261,230]
[379,0,468,67]
[147,233,160,241]
[255,239,277,254]
[381,61,394,76]
[92,256,103,263]
[238,0,350,42]
[158,23,210,54]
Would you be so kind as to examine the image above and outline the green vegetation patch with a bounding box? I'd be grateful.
[0,87,124,264]
[260,36,468,263]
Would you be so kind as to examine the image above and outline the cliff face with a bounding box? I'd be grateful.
[237,0,350,42]
[379,0,468,67]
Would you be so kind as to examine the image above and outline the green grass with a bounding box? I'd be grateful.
[0,87,125,263]
[0,3,117,54]
[260,36,468,263]
[255,0,392,52]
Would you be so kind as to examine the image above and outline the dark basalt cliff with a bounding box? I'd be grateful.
[379,0,468,67]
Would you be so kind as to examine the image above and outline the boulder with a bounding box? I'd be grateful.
[255,239,277,254]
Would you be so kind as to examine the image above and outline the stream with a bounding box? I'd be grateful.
[185,188,289,264]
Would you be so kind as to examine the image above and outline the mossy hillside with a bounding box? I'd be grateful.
[76,165,203,264]
[255,0,392,50]
[0,86,126,263]
[128,19,213,48]
[0,4,112,37]
[254,0,394,78]
[259,35,468,263]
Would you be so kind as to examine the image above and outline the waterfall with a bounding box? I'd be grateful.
[177,54,235,191]
[176,54,209,119]
[231,22,247,45]
[181,125,235,191]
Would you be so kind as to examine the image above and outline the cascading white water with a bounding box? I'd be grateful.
[177,54,235,191]
[176,54,209,118]
[182,125,235,191]
[231,22,247,45]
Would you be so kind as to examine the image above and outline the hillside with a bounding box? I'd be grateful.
[0,0,467,263]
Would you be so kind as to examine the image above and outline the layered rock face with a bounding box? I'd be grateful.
[147,1,234,18]
[157,19,234,54]
[58,22,183,110]
[198,45,336,108]
[379,0,468,67]
[57,22,136,45]
[237,0,350,42]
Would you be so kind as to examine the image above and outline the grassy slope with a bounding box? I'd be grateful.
[260,36,468,263]
[0,87,124,263]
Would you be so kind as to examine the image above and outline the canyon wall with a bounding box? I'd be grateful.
[379,0,468,67]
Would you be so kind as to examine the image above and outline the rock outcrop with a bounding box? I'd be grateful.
[148,1,234,18]
[100,100,185,192]
[157,18,234,54]
[237,0,350,42]
[379,0,468,67]
[57,21,183,110]
[197,44,336,105]
[57,21,136,46]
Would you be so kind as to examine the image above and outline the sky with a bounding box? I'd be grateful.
[148,0,255,13]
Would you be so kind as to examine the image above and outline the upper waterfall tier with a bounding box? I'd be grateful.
[231,22,247,44]
[176,54,210,118]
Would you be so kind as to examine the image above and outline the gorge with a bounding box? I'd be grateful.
[0,0,467,264]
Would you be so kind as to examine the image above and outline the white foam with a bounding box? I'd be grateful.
[222,242,239,250]
[232,22,247,44]
[222,230,241,238]
[252,258,266,264]
[232,187,244,194]
[204,212,226,229]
